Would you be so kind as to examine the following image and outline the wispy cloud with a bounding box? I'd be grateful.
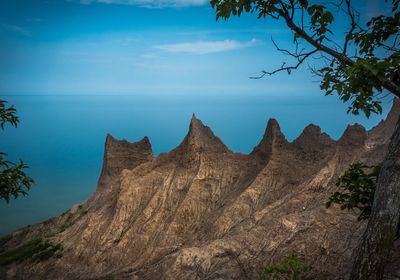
[154,39,260,55]
[176,28,289,36]
[79,0,208,8]
[1,24,31,36]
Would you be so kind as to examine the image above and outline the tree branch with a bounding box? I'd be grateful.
[343,0,357,55]
[275,1,400,98]
[250,43,318,79]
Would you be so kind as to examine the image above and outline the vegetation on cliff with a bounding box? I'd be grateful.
[0,100,33,203]
[0,238,62,266]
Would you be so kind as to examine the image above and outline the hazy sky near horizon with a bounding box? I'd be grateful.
[0,0,389,96]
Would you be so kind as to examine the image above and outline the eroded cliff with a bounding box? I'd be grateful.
[1,100,399,280]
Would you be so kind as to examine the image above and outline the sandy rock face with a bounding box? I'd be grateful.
[98,134,153,188]
[2,100,400,280]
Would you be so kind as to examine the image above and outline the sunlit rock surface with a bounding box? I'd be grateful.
[2,100,399,280]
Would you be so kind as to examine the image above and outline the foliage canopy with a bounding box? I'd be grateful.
[0,99,33,203]
[326,163,380,221]
[211,0,400,117]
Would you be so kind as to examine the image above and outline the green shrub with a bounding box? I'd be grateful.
[259,256,310,280]
[0,235,12,250]
[326,163,380,221]
[0,238,63,266]
[32,243,63,261]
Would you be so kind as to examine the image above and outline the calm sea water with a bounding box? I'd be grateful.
[0,93,392,235]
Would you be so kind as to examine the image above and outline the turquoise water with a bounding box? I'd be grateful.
[0,93,392,235]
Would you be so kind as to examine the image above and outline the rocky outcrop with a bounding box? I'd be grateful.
[177,114,230,154]
[87,134,153,212]
[98,134,153,189]
[368,98,400,144]
[1,99,399,280]
[251,118,288,160]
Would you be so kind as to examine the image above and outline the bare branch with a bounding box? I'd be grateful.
[343,0,357,55]
[380,33,400,52]
[250,47,318,79]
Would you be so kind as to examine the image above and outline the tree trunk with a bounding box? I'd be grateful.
[350,118,400,279]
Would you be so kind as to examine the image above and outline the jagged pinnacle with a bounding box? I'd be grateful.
[177,114,230,153]
[251,118,287,156]
[339,124,367,146]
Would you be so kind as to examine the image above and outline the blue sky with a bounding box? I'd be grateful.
[0,0,389,96]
